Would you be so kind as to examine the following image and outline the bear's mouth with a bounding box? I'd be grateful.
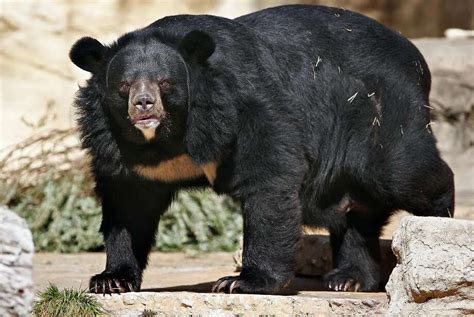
[133,115,160,129]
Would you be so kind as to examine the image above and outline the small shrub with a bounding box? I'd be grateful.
[7,173,103,252]
[159,189,242,252]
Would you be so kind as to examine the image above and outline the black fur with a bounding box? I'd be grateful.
[69,37,106,73]
[179,30,216,64]
[70,5,454,294]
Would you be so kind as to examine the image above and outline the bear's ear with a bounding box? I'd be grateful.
[179,30,215,64]
[69,37,106,73]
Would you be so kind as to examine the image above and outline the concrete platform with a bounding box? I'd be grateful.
[33,252,387,316]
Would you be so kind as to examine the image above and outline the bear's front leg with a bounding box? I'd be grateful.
[213,189,302,294]
[90,176,173,294]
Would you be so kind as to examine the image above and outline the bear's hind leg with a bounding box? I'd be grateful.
[324,205,389,292]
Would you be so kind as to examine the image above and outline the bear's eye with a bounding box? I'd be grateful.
[119,82,131,96]
[159,79,172,92]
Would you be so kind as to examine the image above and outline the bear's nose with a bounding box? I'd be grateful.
[134,93,155,111]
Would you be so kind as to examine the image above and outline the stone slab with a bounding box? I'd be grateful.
[95,290,387,317]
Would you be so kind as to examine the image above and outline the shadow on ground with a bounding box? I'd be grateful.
[144,276,331,295]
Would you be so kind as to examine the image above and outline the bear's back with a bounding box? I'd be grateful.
[236,5,431,95]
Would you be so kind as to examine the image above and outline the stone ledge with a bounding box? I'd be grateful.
[95,290,387,317]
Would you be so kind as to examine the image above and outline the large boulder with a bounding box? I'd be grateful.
[386,216,474,316]
[0,206,34,317]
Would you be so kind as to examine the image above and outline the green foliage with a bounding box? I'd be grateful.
[33,284,104,317]
[2,171,242,252]
[4,173,103,252]
[158,190,242,252]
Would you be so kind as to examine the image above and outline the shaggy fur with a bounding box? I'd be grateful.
[70,5,454,294]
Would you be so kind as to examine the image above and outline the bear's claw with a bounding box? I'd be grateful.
[89,271,138,295]
[212,276,240,293]
[212,272,288,294]
[323,268,368,292]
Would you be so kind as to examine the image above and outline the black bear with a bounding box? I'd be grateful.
[70,5,454,294]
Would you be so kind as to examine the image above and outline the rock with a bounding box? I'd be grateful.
[386,216,474,316]
[234,234,397,285]
[0,206,34,317]
[122,293,138,305]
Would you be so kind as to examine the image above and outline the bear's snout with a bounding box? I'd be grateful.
[128,79,164,130]
[129,79,161,110]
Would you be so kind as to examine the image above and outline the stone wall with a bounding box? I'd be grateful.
[257,0,474,37]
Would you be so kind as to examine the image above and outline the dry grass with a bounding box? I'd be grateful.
[0,128,86,194]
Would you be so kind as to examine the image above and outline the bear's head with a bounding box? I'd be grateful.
[69,30,215,144]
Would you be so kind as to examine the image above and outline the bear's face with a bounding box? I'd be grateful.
[104,42,189,142]
[70,31,215,144]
